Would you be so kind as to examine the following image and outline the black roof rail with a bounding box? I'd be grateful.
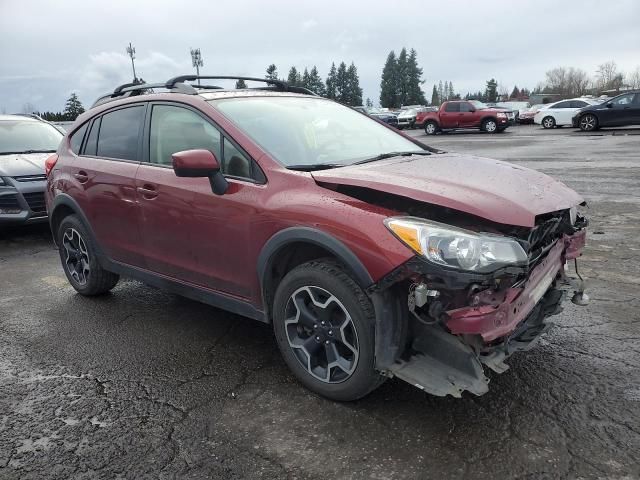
[92,75,317,109]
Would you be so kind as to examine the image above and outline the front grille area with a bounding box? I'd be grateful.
[0,194,21,210]
[22,192,46,215]
[13,174,47,182]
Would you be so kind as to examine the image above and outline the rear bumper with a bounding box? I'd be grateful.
[446,230,585,341]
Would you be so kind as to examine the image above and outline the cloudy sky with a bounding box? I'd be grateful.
[1,0,638,113]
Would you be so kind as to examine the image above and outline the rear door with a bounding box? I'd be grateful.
[549,101,574,125]
[70,104,145,266]
[440,102,459,128]
[135,102,266,298]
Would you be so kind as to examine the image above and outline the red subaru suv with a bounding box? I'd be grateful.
[45,76,589,401]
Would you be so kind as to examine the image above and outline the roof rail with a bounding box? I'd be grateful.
[92,75,317,109]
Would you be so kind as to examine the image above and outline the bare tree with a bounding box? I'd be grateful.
[628,67,640,89]
[544,66,591,97]
[497,83,509,100]
[567,68,591,96]
[22,103,36,114]
[596,61,623,91]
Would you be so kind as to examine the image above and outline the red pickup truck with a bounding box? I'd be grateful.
[416,100,510,135]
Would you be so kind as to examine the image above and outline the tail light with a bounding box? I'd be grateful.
[45,154,58,177]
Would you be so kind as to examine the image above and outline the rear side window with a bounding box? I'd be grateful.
[553,101,572,108]
[83,118,100,156]
[444,103,460,112]
[69,122,88,155]
[571,101,588,108]
[97,106,144,160]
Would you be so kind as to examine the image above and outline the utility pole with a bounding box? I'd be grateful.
[126,42,138,83]
[190,48,203,85]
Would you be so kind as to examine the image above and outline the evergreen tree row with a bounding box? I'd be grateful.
[34,93,85,121]
[264,62,363,106]
[379,48,426,108]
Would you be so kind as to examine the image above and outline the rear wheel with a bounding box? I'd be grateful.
[272,260,383,401]
[542,116,556,129]
[579,114,598,132]
[57,215,119,295]
[482,118,498,133]
[424,121,438,135]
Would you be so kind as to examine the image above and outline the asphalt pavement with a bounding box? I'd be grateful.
[1,124,639,479]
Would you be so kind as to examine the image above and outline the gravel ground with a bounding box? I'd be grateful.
[1,124,639,479]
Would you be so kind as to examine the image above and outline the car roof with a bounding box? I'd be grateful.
[0,114,42,122]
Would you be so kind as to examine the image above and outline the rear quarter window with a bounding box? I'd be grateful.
[96,106,145,161]
[69,122,88,155]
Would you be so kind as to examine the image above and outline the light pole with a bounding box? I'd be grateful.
[126,42,138,83]
[190,48,203,85]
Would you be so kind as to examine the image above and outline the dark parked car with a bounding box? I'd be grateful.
[0,114,63,226]
[367,108,399,128]
[573,91,640,131]
[46,75,589,401]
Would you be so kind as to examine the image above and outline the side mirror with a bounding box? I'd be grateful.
[172,149,228,195]
[469,108,476,113]
[606,102,613,108]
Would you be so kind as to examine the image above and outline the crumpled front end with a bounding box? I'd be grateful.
[371,209,589,398]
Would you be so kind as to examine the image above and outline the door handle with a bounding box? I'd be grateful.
[137,185,158,199]
[74,171,89,183]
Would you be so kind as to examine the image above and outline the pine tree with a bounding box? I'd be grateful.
[235,79,247,89]
[485,78,498,102]
[326,62,338,100]
[265,64,278,80]
[510,85,520,99]
[63,93,84,121]
[308,66,325,96]
[396,48,408,106]
[438,80,444,103]
[431,85,440,106]
[448,81,455,100]
[346,62,363,106]
[380,51,398,108]
[405,48,426,105]
[301,68,310,89]
[287,66,301,86]
[336,62,349,104]
[365,98,374,108]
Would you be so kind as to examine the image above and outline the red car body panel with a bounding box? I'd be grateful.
[312,153,583,227]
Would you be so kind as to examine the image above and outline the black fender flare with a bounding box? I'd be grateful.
[257,227,373,300]
[49,194,106,259]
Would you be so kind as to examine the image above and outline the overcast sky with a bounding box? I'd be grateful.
[1,0,638,113]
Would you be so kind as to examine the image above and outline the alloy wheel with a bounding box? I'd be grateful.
[425,123,436,134]
[543,117,555,128]
[284,286,359,383]
[62,228,90,286]
[485,120,497,132]
[580,115,596,131]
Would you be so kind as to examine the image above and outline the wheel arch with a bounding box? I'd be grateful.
[257,227,374,322]
[49,194,102,255]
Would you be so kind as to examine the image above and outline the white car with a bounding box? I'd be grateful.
[396,108,418,129]
[534,98,600,128]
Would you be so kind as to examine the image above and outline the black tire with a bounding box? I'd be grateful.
[424,121,438,135]
[579,113,598,132]
[57,215,119,295]
[481,118,498,133]
[272,260,384,401]
[542,116,556,129]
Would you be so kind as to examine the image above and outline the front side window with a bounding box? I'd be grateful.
[149,105,221,166]
[211,97,423,168]
[459,102,474,112]
[97,106,144,160]
[611,94,634,106]
[0,119,63,154]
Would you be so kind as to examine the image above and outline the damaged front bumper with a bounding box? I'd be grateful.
[375,229,588,398]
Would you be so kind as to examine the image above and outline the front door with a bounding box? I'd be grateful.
[440,102,460,128]
[135,103,265,299]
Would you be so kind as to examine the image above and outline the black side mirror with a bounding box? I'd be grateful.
[172,149,229,195]
[606,102,613,108]
[469,108,476,113]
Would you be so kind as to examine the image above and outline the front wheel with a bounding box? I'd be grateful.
[272,260,383,401]
[542,116,556,129]
[579,114,598,132]
[57,215,119,295]
[482,118,498,133]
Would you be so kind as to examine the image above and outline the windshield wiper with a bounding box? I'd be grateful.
[354,150,431,165]
[286,163,344,171]
[0,149,57,155]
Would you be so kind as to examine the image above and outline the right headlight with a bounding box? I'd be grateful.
[384,217,528,273]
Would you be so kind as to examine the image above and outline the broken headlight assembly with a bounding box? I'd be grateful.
[384,217,528,273]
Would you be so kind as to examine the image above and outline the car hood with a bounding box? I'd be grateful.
[0,152,50,177]
[312,153,583,227]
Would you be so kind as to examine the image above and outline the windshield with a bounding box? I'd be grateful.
[469,100,488,110]
[0,120,63,154]
[212,97,424,167]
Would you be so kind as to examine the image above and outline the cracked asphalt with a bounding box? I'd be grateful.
[1,125,639,479]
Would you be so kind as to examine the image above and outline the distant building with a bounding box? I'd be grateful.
[529,93,562,105]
